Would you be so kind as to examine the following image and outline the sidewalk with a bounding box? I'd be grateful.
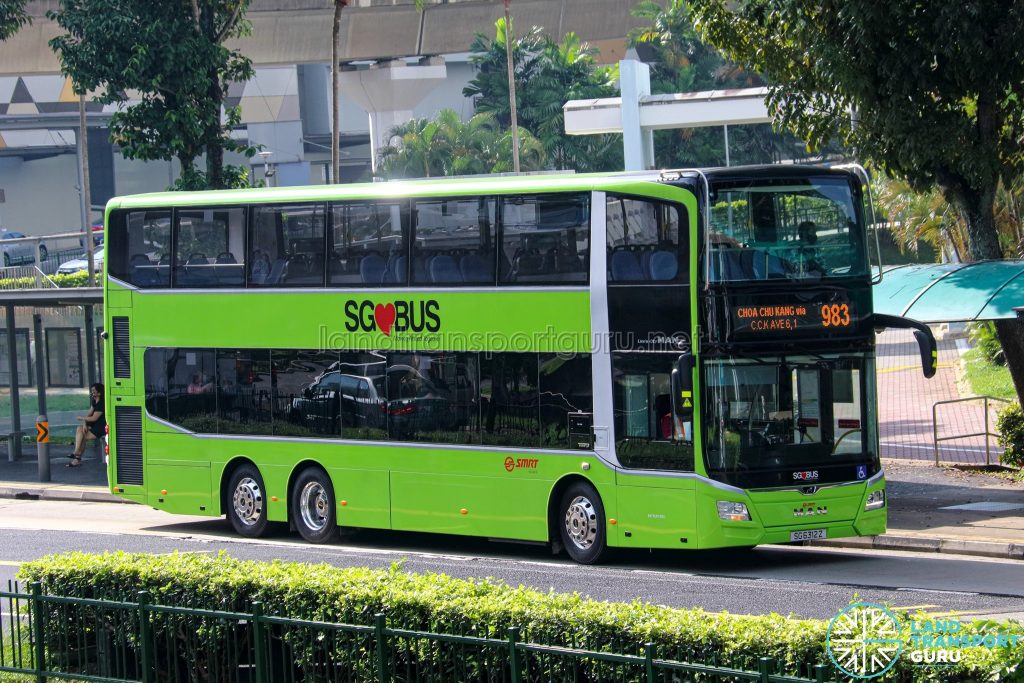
[0,441,122,503]
[876,329,1004,465]
[0,444,1021,559]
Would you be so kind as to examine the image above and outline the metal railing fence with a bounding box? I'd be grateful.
[0,581,836,683]
[932,395,1010,466]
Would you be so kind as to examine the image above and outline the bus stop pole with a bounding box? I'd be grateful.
[32,313,49,482]
[5,305,21,461]
[84,305,97,388]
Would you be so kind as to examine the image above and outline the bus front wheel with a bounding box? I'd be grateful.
[558,482,607,564]
[227,464,269,538]
[291,467,337,543]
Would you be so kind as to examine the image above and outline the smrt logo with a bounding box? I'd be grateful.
[344,300,440,337]
[504,456,539,472]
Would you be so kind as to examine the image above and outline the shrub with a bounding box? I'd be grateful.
[969,321,1006,366]
[17,553,1024,682]
[998,402,1024,468]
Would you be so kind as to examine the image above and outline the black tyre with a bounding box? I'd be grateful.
[291,466,337,543]
[3,253,9,267]
[226,464,269,538]
[558,481,607,564]
[38,245,47,262]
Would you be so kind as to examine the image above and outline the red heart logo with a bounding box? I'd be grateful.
[374,303,396,336]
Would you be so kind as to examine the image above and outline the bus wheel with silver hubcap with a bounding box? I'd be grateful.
[227,464,268,538]
[291,467,337,543]
[559,482,607,564]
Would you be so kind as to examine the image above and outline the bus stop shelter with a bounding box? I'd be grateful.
[873,261,1024,323]
[1,287,102,481]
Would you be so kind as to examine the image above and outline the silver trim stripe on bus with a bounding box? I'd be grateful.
[143,411,620,467]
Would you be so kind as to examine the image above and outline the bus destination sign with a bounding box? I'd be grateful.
[731,299,855,337]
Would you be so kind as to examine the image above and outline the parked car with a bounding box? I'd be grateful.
[0,230,47,266]
[57,247,104,275]
[290,364,459,436]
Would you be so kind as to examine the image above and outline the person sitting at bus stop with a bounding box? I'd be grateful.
[68,383,105,468]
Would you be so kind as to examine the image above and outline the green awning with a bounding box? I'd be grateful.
[873,260,1024,323]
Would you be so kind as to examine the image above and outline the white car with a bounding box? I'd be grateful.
[57,247,104,275]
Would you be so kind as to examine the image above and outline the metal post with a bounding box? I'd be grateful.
[507,626,521,683]
[644,642,656,683]
[723,124,730,167]
[6,304,22,460]
[984,396,991,466]
[252,601,268,683]
[138,591,154,683]
[758,657,772,683]
[374,613,388,683]
[33,313,49,482]
[31,581,46,683]
[80,93,95,288]
[933,402,940,466]
[84,306,97,388]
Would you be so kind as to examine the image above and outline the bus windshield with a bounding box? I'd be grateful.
[708,175,866,282]
[703,354,875,485]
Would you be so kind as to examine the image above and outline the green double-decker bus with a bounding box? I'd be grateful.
[103,165,934,563]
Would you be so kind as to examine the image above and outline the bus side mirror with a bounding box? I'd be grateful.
[913,329,937,379]
[672,353,695,419]
[872,314,936,378]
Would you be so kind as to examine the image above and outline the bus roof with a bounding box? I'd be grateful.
[105,164,856,211]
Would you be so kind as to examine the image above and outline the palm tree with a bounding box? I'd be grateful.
[376,109,546,179]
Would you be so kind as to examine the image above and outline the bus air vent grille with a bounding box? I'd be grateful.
[112,316,130,378]
[115,406,144,486]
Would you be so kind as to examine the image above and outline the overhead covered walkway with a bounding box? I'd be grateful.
[874,261,1024,323]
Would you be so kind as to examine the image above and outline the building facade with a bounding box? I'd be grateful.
[0,0,646,235]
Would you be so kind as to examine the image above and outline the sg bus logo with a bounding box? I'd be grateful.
[344,300,441,337]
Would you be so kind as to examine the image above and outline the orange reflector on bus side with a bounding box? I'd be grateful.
[460,508,468,515]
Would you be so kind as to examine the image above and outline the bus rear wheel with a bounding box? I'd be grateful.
[227,464,269,538]
[558,482,607,565]
[291,467,337,543]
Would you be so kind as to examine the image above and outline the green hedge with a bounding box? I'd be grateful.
[0,272,91,289]
[998,402,1024,468]
[18,552,1024,682]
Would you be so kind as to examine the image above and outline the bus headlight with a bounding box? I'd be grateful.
[717,501,751,522]
[864,490,885,511]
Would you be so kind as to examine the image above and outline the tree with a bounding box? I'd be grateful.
[377,110,545,179]
[49,0,257,190]
[0,0,29,40]
[692,0,1024,402]
[463,20,620,173]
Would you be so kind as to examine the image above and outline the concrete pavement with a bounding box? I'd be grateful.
[1,442,1021,560]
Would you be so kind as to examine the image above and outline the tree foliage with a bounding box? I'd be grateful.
[691,0,1024,401]
[0,0,29,40]
[377,110,545,179]
[463,19,621,173]
[48,0,257,189]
